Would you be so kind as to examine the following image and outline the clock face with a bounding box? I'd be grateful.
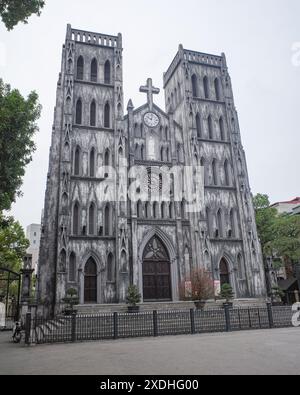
[144,112,160,128]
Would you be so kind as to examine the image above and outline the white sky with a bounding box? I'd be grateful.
[1,0,299,229]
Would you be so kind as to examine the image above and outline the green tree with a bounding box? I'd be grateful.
[0,79,41,211]
[0,0,45,30]
[0,213,29,272]
[253,193,300,271]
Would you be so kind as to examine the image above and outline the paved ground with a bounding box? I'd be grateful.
[0,328,299,375]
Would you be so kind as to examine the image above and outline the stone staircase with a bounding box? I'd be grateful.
[76,298,267,315]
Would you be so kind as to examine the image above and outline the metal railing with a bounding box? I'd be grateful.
[23,304,296,345]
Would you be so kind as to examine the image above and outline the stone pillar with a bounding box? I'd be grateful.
[20,254,35,319]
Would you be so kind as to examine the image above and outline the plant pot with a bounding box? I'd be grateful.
[194,301,206,310]
[223,302,233,309]
[64,308,78,316]
[127,305,140,314]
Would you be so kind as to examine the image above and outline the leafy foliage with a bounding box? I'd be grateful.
[0,0,45,30]
[253,193,300,267]
[0,79,41,211]
[0,212,29,272]
[220,284,234,302]
[126,285,141,306]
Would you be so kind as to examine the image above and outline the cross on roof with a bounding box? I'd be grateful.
[139,78,160,111]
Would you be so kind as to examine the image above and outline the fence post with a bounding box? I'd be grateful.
[266,303,274,328]
[113,312,118,340]
[190,309,195,334]
[153,310,158,337]
[71,312,77,343]
[24,312,32,345]
[224,304,231,332]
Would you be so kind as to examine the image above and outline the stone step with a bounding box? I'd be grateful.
[75,298,267,315]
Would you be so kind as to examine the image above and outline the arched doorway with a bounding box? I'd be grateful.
[142,236,172,301]
[84,258,97,303]
[220,258,230,287]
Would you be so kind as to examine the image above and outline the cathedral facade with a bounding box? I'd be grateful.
[37,25,266,310]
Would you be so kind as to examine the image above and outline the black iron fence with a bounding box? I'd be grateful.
[23,304,297,345]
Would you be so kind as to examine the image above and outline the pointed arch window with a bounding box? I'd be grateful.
[217,209,223,238]
[76,99,82,125]
[104,60,111,84]
[237,253,245,279]
[206,207,212,237]
[224,159,231,186]
[208,115,213,139]
[153,202,158,219]
[230,209,236,238]
[89,202,96,235]
[203,76,209,99]
[212,159,218,185]
[90,100,96,127]
[191,74,198,97]
[89,148,95,178]
[91,58,98,82]
[214,78,221,101]
[76,56,84,80]
[196,113,202,138]
[69,252,76,282]
[169,202,174,219]
[181,200,186,219]
[104,204,111,236]
[145,202,151,218]
[73,202,80,235]
[104,102,110,128]
[107,253,115,282]
[137,200,143,218]
[74,146,81,176]
[219,117,225,141]
[59,249,66,272]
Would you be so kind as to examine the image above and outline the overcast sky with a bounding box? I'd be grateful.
[1,0,299,229]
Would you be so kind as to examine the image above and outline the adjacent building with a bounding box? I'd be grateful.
[26,224,41,273]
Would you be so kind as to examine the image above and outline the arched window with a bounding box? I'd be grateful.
[203,76,209,99]
[219,117,225,140]
[145,202,151,218]
[59,249,66,272]
[165,127,168,140]
[206,207,212,236]
[181,200,186,219]
[166,147,170,162]
[104,102,110,128]
[104,204,111,236]
[137,200,143,218]
[217,209,223,238]
[160,147,164,162]
[91,58,98,82]
[90,148,95,177]
[141,145,144,160]
[153,202,158,219]
[74,146,81,176]
[224,159,231,186]
[212,159,218,185]
[69,252,76,282]
[90,100,96,127]
[200,157,206,185]
[107,253,115,282]
[230,209,236,238]
[237,253,245,279]
[220,258,230,286]
[214,78,221,101]
[76,56,84,80]
[89,203,96,235]
[161,202,167,219]
[208,115,213,139]
[191,74,198,97]
[73,202,80,235]
[104,149,110,178]
[196,113,202,139]
[76,99,82,125]
[169,202,174,219]
[104,60,111,84]
[140,124,144,138]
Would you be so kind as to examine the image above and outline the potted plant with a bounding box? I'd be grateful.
[62,288,79,316]
[126,285,141,313]
[271,286,284,306]
[220,284,235,308]
[191,268,214,309]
